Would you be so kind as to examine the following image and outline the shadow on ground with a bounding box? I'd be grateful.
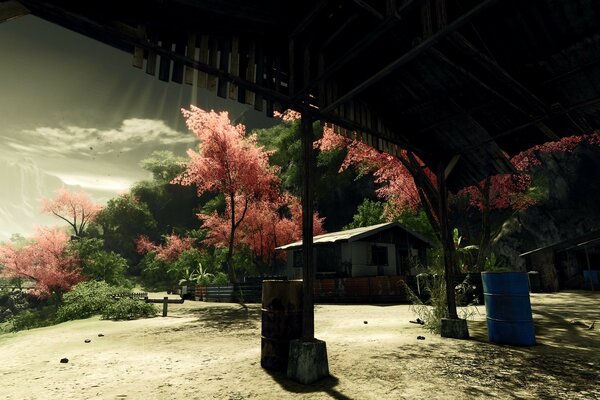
[265,369,353,400]
[182,304,262,332]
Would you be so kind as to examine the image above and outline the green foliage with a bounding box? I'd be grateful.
[55,280,125,322]
[56,280,156,322]
[70,238,130,286]
[394,208,439,244]
[139,150,187,182]
[139,253,177,291]
[101,298,157,320]
[211,272,229,285]
[483,252,511,272]
[255,120,377,231]
[92,194,158,268]
[405,249,478,335]
[343,199,385,230]
[9,306,56,331]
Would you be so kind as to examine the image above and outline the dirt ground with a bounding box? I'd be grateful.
[0,291,598,400]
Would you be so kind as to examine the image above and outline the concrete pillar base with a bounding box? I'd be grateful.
[440,318,469,339]
[287,339,329,384]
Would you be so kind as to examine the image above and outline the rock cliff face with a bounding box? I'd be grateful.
[490,144,600,289]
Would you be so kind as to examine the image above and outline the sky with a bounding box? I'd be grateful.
[0,15,274,240]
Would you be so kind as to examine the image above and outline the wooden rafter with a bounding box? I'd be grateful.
[321,0,499,113]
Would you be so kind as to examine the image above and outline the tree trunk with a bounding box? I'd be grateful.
[227,194,237,283]
[476,177,491,269]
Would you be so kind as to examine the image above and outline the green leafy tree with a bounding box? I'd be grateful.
[343,199,386,229]
[91,194,157,268]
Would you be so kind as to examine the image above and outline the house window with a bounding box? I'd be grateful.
[371,245,388,266]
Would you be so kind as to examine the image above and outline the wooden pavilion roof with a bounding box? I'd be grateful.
[5,0,600,190]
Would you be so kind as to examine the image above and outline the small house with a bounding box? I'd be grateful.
[277,222,435,280]
[520,230,600,292]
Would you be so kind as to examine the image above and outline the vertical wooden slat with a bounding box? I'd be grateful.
[197,35,209,88]
[171,39,185,84]
[207,36,218,92]
[132,47,144,68]
[237,38,249,104]
[146,50,157,76]
[421,0,433,38]
[228,36,240,100]
[158,39,171,82]
[254,44,264,111]
[217,37,230,98]
[288,39,296,96]
[265,53,274,117]
[246,42,256,105]
[184,34,197,85]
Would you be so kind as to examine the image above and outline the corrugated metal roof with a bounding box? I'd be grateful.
[276,222,436,251]
[520,229,600,257]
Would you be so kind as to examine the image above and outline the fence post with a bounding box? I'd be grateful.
[163,296,168,317]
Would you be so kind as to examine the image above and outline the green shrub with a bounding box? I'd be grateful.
[10,306,56,331]
[101,298,157,320]
[211,272,229,285]
[56,281,128,322]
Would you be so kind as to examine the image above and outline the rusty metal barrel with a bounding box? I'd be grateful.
[260,280,303,371]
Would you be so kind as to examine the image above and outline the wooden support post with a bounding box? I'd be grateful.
[438,163,458,320]
[301,114,315,340]
[585,247,595,292]
[162,297,168,317]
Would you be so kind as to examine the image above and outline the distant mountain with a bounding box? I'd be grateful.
[0,158,67,241]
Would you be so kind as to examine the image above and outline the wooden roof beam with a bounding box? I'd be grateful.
[321,0,499,113]
[352,0,384,20]
[290,0,330,39]
[292,13,402,102]
[292,0,424,103]
[449,33,560,140]
[462,95,600,153]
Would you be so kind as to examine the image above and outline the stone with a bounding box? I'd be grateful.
[440,318,469,339]
[287,339,329,385]
[60,358,69,363]
[84,339,91,343]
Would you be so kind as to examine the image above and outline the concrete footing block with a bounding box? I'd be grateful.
[440,318,469,339]
[287,339,329,384]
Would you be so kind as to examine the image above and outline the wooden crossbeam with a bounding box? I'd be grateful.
[321,0,500,113]
[292,14,401,102]
[145,296,184,317]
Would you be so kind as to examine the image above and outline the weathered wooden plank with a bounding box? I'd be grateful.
[132,47,144,69]
[228,36,240,100]
[197,34,209,88]
[207,36,218,92]
[254,43,264,111]
[237,38,249,104]
[171,40,186,84]
[217,37,231,98]
[158,39,172,82]
[245,41,256,105]
[421,0,433,38]
[184,34,197,85]
[146,50,157,76]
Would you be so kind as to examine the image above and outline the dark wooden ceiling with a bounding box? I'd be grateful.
[5,0,600,190]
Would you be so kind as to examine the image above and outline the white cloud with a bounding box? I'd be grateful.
[55,173,135,192]
[2,118,195,158]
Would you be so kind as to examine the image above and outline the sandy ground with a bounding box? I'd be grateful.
[0,291,598,400]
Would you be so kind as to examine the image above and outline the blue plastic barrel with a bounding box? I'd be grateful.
[481,272,536,346]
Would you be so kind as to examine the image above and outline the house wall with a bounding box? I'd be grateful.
[351,241,396,277]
